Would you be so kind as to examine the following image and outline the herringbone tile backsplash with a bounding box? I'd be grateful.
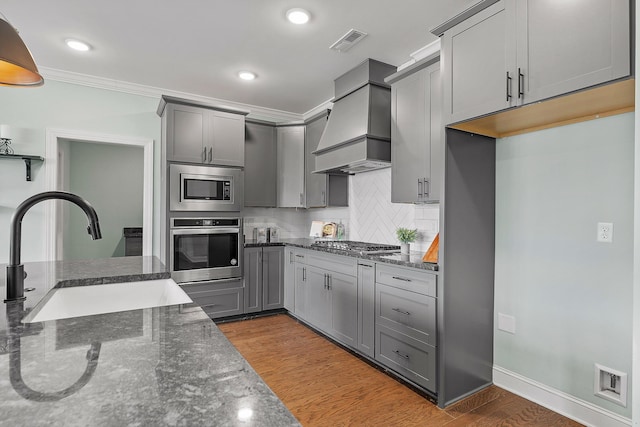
[244,168,439,252]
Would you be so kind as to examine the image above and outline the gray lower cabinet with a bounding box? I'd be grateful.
[388,57,442,203]
[283,247,296,311]
[304,113,349,208]
[180,278,244,319]
[245,121,277,207]
[244,246,284,314]
[277,126,305,207]
[374,264,437,393]
[356,261,375,358]
[160,97,247,166]
[438,0,630,125]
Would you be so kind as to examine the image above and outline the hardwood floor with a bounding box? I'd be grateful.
[218,314,583,427]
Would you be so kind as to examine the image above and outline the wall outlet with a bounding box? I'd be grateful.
[597,222,613,243]
[594,364,627,407]
[498,313,516,334]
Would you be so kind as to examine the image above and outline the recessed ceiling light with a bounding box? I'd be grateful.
[238,71,256,81]
[286,8,310,25]
[65,39,91,52]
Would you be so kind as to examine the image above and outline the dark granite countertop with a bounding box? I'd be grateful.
[0,256,299,426]
[245,239,438,271]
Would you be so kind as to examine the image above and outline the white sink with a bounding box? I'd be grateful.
[22,278,193,323]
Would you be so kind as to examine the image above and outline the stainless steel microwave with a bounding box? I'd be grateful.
[169,164,243,211]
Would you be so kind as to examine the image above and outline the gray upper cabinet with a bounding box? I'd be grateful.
[277,126,305,207]
[516,0,630,104]
[437,0,630,125]
[440,0,516,125]
[388,58,442,203]
[245,121,277,207]
[304,113,349,208]
[160,97,247,166]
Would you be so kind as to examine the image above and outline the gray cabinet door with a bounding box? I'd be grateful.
[516,0,630,104]
[305,115,329,207]
[277,126,305,207]
[263,246,284,310]
[243,247,262,313]
[357,261,375,358]
[208,111,245,167]
[441,0,516,125]
[391,61,442,203]
[329,270,357,348]
[166,103,207,164]
[283,247,295,311]
[294,263,307,319]
[304,265,331,332]
[245,122,277,207]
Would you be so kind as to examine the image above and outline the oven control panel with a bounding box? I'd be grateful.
[172,218,240,228]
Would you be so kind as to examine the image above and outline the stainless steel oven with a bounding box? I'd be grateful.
[169,164,243,212]
[169,217,242,283]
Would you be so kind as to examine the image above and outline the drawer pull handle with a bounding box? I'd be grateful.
[393,350,410,360]
[295,254,304,258]
[358,263,373,268]
[392,276,412,282]
[392,307,410,316]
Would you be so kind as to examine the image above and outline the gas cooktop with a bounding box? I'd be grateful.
[310,240,401,255]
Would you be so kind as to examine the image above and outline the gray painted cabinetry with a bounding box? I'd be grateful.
[387,57,442,203]
[163,101,247,166]
[437,0,630,125]
[180,278,244,319]
[357,261,375,358]
[244,121,277,207]
[283,247,296,311]
[277,126,306,207]
[244,246,284,313]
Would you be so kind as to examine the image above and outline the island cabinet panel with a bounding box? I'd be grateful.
[357,261,376,358]
[244,122,277,207]
[180,278,244,319]
[440,0,630,125]
[389,59,442,203]
[243,246,284,314]
[164,102,246,166]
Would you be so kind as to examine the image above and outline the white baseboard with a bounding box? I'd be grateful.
[493,366,631,427]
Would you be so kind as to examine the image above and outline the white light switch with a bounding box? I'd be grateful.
[498,313,516,334]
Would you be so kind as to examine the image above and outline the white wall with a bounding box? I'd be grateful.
[0,80,160,263]
[494,112,634,418]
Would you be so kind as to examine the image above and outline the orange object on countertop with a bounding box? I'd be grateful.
[423,233,439,263]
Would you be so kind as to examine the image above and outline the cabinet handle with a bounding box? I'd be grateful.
[506,71,512,101]
[358,263,373,268]
[303,267,306,281]
[393,350,410,360]
[321,191,326,205]
[392,276,412,282]
[518,68,524,99]
[392,307,411,316]
[323,274,327,289]
[417,179,423,198]
[299,193,304,205]
[423,179,429,198]
[289,252,294,264]
[202,147,207,162]
[327,274,331,290]
[208,147,213,163]
[295,254,304,259]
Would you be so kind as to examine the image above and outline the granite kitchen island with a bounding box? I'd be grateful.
[0,256,298,426]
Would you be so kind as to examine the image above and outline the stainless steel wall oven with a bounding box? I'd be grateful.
[169,217,242,283]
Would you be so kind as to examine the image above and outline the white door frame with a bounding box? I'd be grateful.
[44,128,154,260]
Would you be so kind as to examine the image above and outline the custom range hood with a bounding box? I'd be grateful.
[313,59,396,174]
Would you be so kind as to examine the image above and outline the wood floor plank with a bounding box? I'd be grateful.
[218,314,583,427]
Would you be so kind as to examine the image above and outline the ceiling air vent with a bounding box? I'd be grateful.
[330,29,368,52]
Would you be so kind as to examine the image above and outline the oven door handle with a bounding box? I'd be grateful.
[170,228,240,235]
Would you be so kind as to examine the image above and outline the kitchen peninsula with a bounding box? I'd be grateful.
[0,256,298,426]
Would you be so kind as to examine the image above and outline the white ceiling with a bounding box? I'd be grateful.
[2,0,476,116]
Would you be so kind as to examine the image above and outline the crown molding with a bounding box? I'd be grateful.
[302,97,334,122]
[40,67,303,123]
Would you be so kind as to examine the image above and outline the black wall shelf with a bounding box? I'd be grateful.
[0,154,44,181]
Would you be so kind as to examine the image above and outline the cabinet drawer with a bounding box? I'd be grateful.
[180,278,243,294]
[376,264,436,297]
[195,288,244,319]
[375,325,436,393]
[376,283,436,346]
[305,250,357,276]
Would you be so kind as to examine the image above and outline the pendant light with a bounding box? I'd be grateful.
[0,15,43,87]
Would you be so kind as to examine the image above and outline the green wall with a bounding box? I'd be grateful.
[0,80,161,263]
[64,141,143,260]
[495,112,634,417]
